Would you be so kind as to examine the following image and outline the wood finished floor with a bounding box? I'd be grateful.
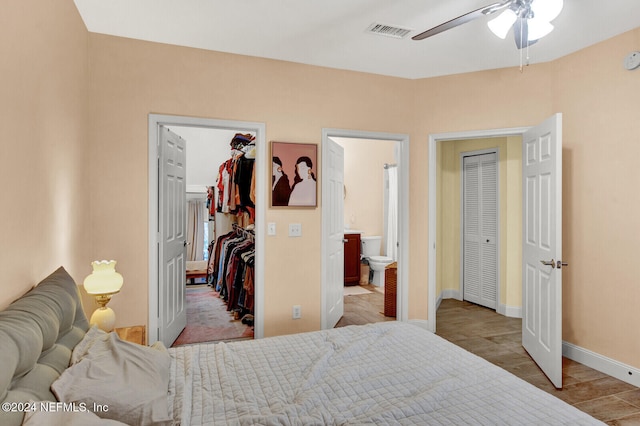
[337,290,640,425]
[336,284,396,327]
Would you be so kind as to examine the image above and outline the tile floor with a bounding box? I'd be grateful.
[337,289,640,425]
[336,284,395,327]
[436,299,640,425]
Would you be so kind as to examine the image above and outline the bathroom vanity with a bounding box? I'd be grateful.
[343,232,361,286]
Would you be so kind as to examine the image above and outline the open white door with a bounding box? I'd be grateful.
[159,126,187,347]
[323,138,345,329]
[522,113,564,388]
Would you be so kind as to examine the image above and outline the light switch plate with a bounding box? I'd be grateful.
[267,222,276,235]
[292,305,301,319]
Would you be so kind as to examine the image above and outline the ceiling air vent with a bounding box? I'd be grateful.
[365,22,413,39]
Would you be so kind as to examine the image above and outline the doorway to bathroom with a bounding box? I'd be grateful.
[321,128,409,329]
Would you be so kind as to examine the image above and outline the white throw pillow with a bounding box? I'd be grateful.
[70,326,107,365]
[52,331,172,426]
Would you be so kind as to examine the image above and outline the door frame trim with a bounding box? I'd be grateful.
[428,127,528,332]
[460,149,500,309]
[148,114,266,343]
[321,128,410,328]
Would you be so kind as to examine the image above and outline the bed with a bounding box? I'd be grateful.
[1,267,604,425]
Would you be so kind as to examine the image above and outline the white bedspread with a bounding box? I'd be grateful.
[167,322,602,425]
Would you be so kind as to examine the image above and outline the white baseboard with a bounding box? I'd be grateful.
[439,291,521,319]
[434,295,638,387]
[441,289,460,301]
[497,304,522,318]
[563,341,640,388]
[437,290,461,311]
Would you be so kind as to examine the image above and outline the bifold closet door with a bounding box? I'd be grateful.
[463,153,498,309]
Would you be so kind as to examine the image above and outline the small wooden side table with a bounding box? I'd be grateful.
[115,325,146,345]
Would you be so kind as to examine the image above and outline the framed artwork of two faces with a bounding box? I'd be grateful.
[271,141,317,207]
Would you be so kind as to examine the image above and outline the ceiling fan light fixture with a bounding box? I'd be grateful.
[527,18,554,41]
[488,9,517,39]
[531,0,564,22]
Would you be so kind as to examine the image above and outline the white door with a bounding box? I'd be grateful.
[522,113,564,388]
[463,153,498,309]
[323,138,345,329]
[159,126,187,347]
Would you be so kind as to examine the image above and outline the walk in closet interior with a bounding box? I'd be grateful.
[175,127,257,345]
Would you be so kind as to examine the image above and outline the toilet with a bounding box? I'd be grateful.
[360,236,393,287]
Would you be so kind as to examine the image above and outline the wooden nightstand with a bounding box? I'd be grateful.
[115,325,146,345]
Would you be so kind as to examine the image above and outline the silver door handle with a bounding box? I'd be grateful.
[342,239,348,243]
[540,259,556,268]
[556,260,568,269]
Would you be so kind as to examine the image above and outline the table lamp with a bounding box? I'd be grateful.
[83,260,124,332]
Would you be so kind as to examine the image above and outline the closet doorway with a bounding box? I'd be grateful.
[428,130,525,333]
[462,150,498,310]
[171,126,256,346]
[148,115,266,347]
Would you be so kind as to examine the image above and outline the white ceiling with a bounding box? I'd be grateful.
[73,0,640,79]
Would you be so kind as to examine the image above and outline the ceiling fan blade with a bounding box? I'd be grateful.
[513,18,538,49]
[412,1,511,41]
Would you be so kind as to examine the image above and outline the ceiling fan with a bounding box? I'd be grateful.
[412,0,564,49]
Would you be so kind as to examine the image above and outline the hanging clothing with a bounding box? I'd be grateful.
[217,160,232,213]
[210,228,255,315]
[235,155,255,209]
[215,152,255,222]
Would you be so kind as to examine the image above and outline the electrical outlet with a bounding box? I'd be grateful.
[267,222,276,235]
[292,305,301,319]
[289,223,302,237]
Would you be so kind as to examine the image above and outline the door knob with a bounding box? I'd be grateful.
[540,259,556,268]
[556,260,568,269]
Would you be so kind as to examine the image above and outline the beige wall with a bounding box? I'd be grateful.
[436,137,522,309]
[552,29,640,367]
[86,33,416,336]
[2,0,639,370]
[504,136,523,308]
[409,63,554,323]
[418,30,640,368]
[332,137,396,243]
[0,1,92,309]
